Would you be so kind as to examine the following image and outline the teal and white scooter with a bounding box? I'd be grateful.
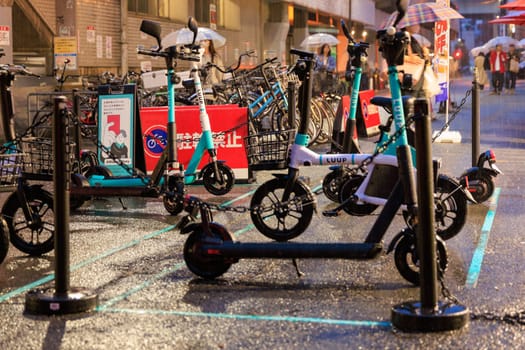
[72,18,235,214]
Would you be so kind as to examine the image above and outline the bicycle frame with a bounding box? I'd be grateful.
[249,80,287,121]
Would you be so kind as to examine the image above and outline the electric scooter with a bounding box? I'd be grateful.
[320,23,471,241]
[71,18,235,213]
[459,150,501,203]
[180,1,448,285]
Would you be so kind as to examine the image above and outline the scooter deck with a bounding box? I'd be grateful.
[204,242,383,259]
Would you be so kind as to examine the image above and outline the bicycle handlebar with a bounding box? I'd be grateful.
[206,49,258,74]
[0,64,40,78]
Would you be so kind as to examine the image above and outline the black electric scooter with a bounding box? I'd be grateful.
[179,2,448,285]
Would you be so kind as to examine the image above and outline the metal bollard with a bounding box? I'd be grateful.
[472,68,480,167]
[391,97,469,332]
[24,96,98,315]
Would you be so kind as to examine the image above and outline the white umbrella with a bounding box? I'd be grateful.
[410,33,431,48]
[470,45,489,57]
[300,33,339,48]
[161,27,226,49]
[484,36,521,50]
[519,38,525,47]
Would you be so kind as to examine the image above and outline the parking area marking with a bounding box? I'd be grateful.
[0,189,258,303]
[466,187,501,288]
[97,184,396,329]
[100,307,392,328]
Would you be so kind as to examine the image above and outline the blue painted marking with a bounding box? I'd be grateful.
[0,224,178,303]
[466,188,501,288]
[0,190,256,303]
[100,307,392,329]
[1,182,392,330]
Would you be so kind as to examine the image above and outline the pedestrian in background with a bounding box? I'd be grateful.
[200,39,224,85]
[314,43,336,93]
[315,43,336,73]
[484,47,494,92]
[489,44,507,95]
[474,52,488,90]
[505,43,519,95]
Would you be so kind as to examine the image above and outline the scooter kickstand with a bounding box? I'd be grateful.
[292,259,305,277]
[118,198,128,210]
[322,195,355,217]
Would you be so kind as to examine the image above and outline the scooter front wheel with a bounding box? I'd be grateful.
[183,222,234,279]
[394,232,448,286]
[250,177,315,241]
[2,186,55,256]
[201,162,235,196]
[0,217,9,264]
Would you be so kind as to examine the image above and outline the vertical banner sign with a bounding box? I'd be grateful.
[98,94,135,176]
[0,7,13,62]
[434,0,450,104]
[55,0,77,68]
[0,25,9,45]
[86,25,95,43]
[210,4,217,30]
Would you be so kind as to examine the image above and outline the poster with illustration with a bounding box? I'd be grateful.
[98,94,134,176]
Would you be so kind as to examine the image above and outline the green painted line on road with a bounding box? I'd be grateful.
[100,307,392,329]
[0,224,178,303]
[0,189,256,303]
[466,187,501,288]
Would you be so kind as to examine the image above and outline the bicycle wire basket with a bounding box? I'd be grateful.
[0,151,23,190]
[243,128,295,171]
[19,137,75,180]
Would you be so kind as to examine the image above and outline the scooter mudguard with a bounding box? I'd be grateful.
[180,222,202,235]
[71,173,90,188]
[461,167,500,181]
[386,228,411,255]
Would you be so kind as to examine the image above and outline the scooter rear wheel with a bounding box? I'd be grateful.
[0,217,9,264]
[183,223,234,279]
[250,177,315,241]
[201,162,235,196]
[465,170,494,203]
[394,232,448,286]
[322,168,349,203]
[339,175,378,216]
[163,194,184,215]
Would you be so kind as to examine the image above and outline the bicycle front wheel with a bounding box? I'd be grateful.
[2,186,55,256]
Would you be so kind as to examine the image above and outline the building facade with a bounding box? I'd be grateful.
[1,0,473,77]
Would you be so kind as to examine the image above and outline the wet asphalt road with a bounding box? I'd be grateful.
[0,76,524,349]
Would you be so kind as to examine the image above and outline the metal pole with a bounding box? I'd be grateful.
[25,96,98,315]
[472,68,480,167]
[391,98,469,332]
[413,98,438,311]
[53,96,71,294]
[287,81,296,130]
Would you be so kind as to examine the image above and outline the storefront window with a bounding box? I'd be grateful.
[128,0,187,20]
